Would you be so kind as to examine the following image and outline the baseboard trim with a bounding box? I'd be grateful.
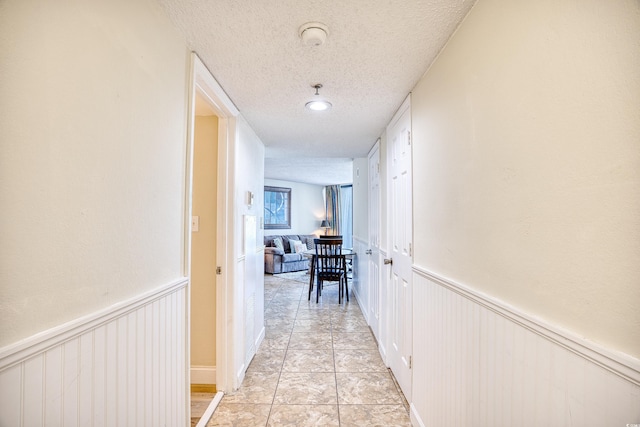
[413,265,640,386]
[191,365,216,385]
[0,278,189,371]
[410,403,426,427]
[255,325,266,349]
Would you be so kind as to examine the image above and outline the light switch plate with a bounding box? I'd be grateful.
[192,216,199,232]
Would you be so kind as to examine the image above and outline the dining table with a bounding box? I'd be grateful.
[302,248,356,295]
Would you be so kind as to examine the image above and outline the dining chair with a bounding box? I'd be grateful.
[310,238,349,304]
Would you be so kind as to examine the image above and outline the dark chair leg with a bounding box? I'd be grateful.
[344,275,349,302]
[308,257,315,301]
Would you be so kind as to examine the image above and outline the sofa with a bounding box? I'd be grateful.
[264,234,317,274]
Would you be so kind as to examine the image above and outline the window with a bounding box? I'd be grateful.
[264,186,291,229]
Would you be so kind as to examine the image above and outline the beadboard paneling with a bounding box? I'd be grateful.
[0,279,188,427]
[351,236,369,320]
[412,267,640,427]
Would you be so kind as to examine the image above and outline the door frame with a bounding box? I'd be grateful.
[384,94,413,400]
[185,53,239,397]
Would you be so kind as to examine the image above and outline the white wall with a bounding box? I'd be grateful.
[234,116,266,386]
[411,0,640,359]
[0,0,190,423]
[264,179,325,236]
[409,0,640,423]
[0,0,188,350]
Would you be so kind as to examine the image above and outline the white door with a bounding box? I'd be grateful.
[386,96,413,401]
[367,142,381,340]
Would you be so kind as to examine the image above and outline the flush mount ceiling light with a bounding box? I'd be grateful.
[298,22,329,46]
[305,84,332,111]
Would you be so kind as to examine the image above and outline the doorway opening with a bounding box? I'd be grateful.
[186,53,239,425]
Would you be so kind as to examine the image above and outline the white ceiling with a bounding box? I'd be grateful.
[163,0,476,180]
[265,157,353,186]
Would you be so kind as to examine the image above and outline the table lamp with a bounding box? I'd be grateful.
[320,219,330,236]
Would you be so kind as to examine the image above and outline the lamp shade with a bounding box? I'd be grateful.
[320,220,330,228]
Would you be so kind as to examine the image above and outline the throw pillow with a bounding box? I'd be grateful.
[273,237,284,251]
[288,239,302,253]
[294,241,307,254]
[306,237,315,250]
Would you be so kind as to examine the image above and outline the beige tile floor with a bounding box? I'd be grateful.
[205,272,411,427]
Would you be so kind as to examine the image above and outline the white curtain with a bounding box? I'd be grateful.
[340,185,353,248]
[324,185,353,248]
[325,185,341,236]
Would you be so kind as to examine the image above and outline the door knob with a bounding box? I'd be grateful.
[384,258,393,265]
[365,249,372,255]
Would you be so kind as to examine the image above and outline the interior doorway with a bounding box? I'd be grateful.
[186,53,239,424]
[190,98,219,390]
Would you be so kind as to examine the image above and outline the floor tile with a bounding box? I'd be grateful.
[332,332,377,349]
[221,371,279,404]
[294,309,331,320]
[273,372,337,404]
[331,317,370,332]
[288,332,333,350]
[262,330,291,349]
[206,402,271,426]
[265,316,296,328]
[267,404,339,426]
[336,372,402,405]
[292,319,332,333]
[298,300,334,310]
[247,348,286,372]
[202,273,410,426]
[283,349,334,372]
[338,404,411,426]
[334,349,388,373]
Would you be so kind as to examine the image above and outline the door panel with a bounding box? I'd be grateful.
[368,144,381,340]
[386,96,413,401]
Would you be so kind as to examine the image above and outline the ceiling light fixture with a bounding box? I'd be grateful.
[305,84,332,111]
[298,22,329,46]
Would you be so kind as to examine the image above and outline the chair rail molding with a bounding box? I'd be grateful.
[0,279,188,427]
[413,265,640,384]
[411,265,640,427]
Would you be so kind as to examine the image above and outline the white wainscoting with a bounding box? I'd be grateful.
[0,279,188,427]
[412,267,640,427]
[351,236,369,321]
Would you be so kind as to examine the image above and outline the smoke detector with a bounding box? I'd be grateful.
[298,22,329,46]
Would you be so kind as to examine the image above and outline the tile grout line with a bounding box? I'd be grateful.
[331,308,342,426]
[264,279,300,426]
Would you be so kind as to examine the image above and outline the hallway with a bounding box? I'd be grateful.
[206,272,410,426]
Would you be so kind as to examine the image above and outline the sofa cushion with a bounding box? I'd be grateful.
[265,247,284,255]
[289,239,303,253]
[272,237,284,251]
[293,241,307,253]
[305,237,315,250]
[282,235,301,253]
[282,253,303,262]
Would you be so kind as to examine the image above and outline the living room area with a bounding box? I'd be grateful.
[263,158,354,276]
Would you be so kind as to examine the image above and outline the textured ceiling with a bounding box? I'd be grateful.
[265,157,353,186]
[160,0,476,175]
